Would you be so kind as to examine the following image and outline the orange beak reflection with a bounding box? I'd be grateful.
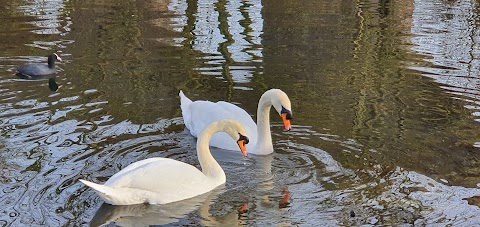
[282,113,292,131]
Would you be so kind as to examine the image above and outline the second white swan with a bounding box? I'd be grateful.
[180,89,292,155]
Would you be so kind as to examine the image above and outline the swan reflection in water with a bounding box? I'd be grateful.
[89,153,292,226]
[90,185,246,227]
[89,185,291,226]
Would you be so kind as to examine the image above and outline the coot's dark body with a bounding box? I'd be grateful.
[16,53,62,77]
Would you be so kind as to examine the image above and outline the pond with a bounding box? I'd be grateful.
[1,0,480,226]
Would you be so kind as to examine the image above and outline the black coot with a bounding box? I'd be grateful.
[16,53,62,77]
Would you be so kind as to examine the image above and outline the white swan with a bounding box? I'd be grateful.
[180,89,292,155]
[79,119,249,206]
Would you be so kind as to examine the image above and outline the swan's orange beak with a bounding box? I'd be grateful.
[282,113,292,131]
[237,134,249,157]
[237,140,248,157]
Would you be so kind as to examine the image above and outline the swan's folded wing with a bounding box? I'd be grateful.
[187,101,232,136]
[216,101,257,130]
[105,158,165,185]
[189,101,256,136]
[104,158,210,195]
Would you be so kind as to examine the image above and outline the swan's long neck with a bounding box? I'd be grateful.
[197,125,226,182]
[255,93,274,153]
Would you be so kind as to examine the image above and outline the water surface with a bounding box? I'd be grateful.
[1,0,480,226]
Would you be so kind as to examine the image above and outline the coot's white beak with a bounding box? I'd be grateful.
[54,53,62,62]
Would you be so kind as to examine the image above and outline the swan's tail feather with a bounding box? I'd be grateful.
[179,90,193,130]
[80,179,112,194]
[179,90,192,110]
[79,179,124,205]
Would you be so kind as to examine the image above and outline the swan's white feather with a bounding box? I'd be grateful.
[81,158,217,205]
[180,93,258,151]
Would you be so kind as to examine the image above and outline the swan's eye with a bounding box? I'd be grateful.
[238,133,249,144]
[281,106,293,120]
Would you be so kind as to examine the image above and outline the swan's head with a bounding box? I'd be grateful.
[218,119,249,157]
[266,89,293,131]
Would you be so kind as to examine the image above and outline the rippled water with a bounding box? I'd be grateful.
[1,0,480,226]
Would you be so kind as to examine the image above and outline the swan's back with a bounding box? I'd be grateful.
[86,158,218,205]
[107,158,211,191]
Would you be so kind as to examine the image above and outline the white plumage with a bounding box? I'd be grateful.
[79,120,249,205]
[180,89,293,155]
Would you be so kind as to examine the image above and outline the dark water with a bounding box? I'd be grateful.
[1,0,480,226]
